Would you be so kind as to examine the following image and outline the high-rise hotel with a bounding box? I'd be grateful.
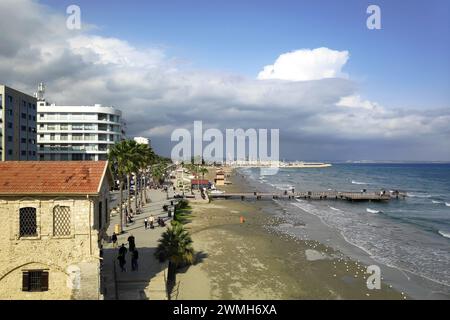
[36,84,125,161]
[0,85,38,161]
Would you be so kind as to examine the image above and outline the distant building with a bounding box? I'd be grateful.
[133,136,150,146]
[36,83,125,161]
[0,161,112,300]
[191,179,210,190]
[0,85,37,161]
[214,170,225,186]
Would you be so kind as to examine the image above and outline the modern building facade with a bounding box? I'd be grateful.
[0,161,112,300]
[0,85,37,161]
[37,101,125,161]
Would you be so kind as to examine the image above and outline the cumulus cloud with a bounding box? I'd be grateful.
[0,0,449,161]
[257,48,349,81]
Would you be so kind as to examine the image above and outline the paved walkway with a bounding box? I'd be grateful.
[102,188,175,300]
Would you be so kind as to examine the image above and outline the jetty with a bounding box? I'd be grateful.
[209,191,406,202]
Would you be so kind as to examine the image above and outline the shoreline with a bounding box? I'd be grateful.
[236,168,450,300]
[175,167,405,300]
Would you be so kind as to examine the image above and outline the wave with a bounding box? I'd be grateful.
[352,180,368,185]
[366,208,381,214]
[407,192,432,198]
[329,206,341,212]
[446,203,450,207]
[438,230,450,239]
[432,200,443,204]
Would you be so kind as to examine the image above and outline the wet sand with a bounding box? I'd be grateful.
[176,168,405,300]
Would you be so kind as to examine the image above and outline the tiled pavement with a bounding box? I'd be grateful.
[102,189,174,300]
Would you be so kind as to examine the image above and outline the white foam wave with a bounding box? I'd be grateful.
[446,202,450,207]
[407,193,432,198]
[351,180,368,185]
[438,230,450,239]
[366,208,381,214]
[432,200,443,204]
[329,206,341,212]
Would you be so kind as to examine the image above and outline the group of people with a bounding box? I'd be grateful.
[143,215,166,229]
[112,233,139,272]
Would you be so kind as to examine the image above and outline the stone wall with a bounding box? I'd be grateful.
[0,191,109,300]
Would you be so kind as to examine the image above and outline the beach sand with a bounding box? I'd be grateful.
[175,168,404,300]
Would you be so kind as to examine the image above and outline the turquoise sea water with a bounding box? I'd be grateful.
[240,163,450,293]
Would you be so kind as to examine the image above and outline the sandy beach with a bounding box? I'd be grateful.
[175,168,405,300]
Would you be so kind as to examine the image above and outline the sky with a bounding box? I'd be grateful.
[1,0,450,160]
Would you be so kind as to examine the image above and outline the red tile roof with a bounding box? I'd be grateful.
[0,161,109,195]
[191,180,209,185]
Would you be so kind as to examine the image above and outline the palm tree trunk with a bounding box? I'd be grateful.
[141,174,146,204]
[119,181,124,232]
[134,173,138,213]
[127,174,131,215]
[167,261,177,284]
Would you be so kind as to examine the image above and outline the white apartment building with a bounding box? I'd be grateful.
[37,101,125,161]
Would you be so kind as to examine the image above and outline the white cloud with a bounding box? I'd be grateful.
[257,47,349,81]
[336,95,384,111]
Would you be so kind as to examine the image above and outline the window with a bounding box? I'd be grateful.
[72,154,83,160]
[7,136,12,142]
[21,138,26,143]
[53,206,71,236]
[19,207,37,237]
[60,124,69,130]
[21,150,26,156]
[21,125,26,131]
[22,270,48,292]
[7,122,12,128]
[72,133,82,140]
[21,113,26,119]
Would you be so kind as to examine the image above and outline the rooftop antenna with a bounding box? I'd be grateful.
[35,82,45,101]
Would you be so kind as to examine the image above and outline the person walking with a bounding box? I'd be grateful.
[149,215,155,229]
[131,249,139,271]
[111,232,118,248]
[127,234,136,252]
[118,244,128,272]
[144,218,148,230]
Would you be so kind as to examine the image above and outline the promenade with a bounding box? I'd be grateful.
[102,189,174,300]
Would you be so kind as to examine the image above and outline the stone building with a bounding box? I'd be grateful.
[0,161,112,300]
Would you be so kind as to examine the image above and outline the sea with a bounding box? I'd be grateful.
[238,163,450,299]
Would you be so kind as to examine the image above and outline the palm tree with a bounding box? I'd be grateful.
[154,223,194,285]
[108,140,140,228]
[198,167,208,179]
[134,143,155,211]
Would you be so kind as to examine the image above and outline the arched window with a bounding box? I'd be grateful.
[19,207,37,237]
[53,206,71,236]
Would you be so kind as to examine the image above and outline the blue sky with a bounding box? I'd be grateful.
[1,0,449,160]
[41,0,450,109]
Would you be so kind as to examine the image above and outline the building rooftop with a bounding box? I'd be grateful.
[0,161,110,196]
[191,180,210,185]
